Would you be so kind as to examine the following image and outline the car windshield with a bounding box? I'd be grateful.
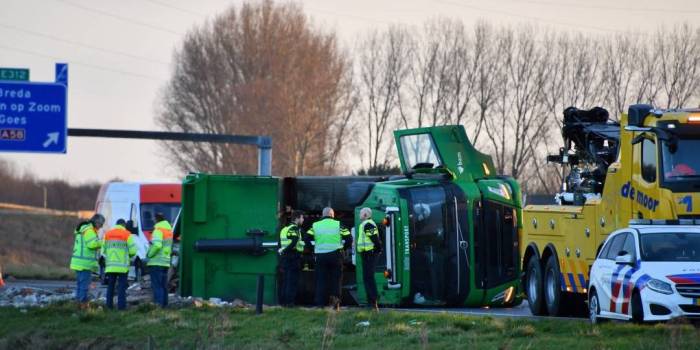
[140,203,181,231]
[640,232,700,262]
[662,138,700,181]
[399,134,442,170]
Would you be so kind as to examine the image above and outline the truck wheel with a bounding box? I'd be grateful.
[526,257,546,315]
[544,255,564,316]
[631,291,644,323]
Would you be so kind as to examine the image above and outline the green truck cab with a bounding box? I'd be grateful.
[178,125,522,307]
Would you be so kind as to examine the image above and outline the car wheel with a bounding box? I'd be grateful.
[631,291,644,323]
[589,289,606,324]
[526,257,546,315]
[544,255,564,316]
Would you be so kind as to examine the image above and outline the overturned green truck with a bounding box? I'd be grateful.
[178,125,523,307]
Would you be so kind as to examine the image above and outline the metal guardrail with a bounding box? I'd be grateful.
[0,202,92,218]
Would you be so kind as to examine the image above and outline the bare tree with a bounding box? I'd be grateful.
[397,18,474,129]
[158,1,353,176]
[324,69,360,174]
[601,35,637,118]
[656,24,700,109]
[358,26,411,169]
[485,27,549,180]
[471,21,500,144]
[485,28,510,174]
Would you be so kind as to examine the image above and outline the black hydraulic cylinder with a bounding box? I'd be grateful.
[256,275,264,314]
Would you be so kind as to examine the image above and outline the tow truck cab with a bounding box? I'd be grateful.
[522,105,700,316]
[178,125,522,307]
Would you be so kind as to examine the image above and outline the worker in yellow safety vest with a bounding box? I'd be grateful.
[304,207,352,309]
[147,213,173,307]
[278,210,305,306]
[102,218,137,310]
[70,214,105,305]
[357,207,382,310]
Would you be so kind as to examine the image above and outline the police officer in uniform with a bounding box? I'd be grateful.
[305,207,352,309]
[357,207,382,310]
[278,210,304,306]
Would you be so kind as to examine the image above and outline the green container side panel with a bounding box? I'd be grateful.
[179,174,281,304]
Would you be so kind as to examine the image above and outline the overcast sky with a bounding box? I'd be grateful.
[0,0,697,184]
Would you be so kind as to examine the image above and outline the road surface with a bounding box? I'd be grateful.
[3,279,585,321]
[389,302,584,321]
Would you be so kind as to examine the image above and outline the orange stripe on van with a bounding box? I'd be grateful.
[140,184,181,203]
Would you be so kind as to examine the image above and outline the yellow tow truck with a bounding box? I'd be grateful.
[522,104,700,316]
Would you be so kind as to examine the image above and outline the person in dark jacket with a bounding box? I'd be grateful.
[278,210,305,306]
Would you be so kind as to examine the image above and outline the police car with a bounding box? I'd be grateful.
[588,220,700,323]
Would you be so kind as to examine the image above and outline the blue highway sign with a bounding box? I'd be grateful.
[0,81,67,153]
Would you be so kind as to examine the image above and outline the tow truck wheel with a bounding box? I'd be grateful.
[526,257,546,315]
[544,255,564,316]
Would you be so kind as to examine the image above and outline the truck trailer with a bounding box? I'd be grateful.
[178,125,523,307]
[522,105,700,316]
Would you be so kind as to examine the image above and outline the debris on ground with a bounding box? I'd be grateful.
[0,281,256,310]
[355,321,370,327]
[408,319,423,326]
[192,297,251,308]
[0,286,74,308]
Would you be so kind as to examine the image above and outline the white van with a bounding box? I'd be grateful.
[95,182,181,280]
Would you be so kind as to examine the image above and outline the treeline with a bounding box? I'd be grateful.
[357,20,699,193]
[159,1,700,193]
[0,159,100,210]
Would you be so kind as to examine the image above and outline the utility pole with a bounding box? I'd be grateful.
[35,185,47,208]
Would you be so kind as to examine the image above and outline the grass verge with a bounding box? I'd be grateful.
[1,303,699,349]
[0,211,76,280]
[2,263,73,280]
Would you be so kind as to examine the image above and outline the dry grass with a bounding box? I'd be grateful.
[0,211,77,280]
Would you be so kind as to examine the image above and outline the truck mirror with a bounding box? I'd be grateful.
[631,133,646,145]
